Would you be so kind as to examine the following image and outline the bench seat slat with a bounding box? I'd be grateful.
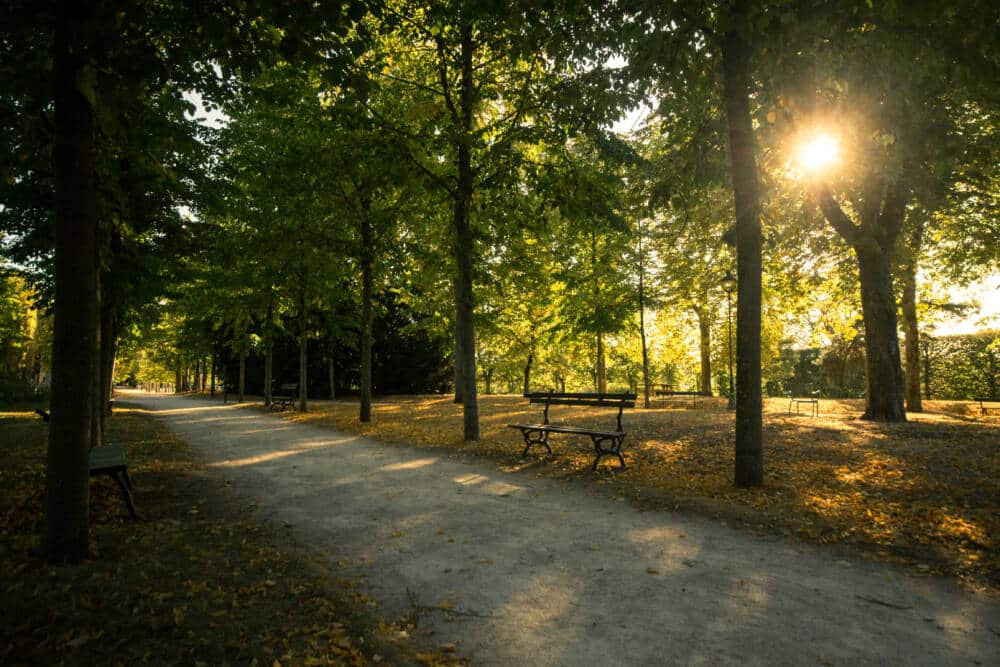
[524,392,635,400]
[508,423,623,438]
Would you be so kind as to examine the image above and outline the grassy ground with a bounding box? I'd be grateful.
[0,404,464,666]
[269,394,999,592]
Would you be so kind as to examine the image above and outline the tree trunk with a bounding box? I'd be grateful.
[900,258,922,412]
[238,340,246,402]
[721,7,764,487]
[638,244,651,408]
[595,332,607,394]
[484,367,493,395]
[299,297,308,413]
[91,272,102,449]
[453,299,463,404]
[522,352,533,395]
[359,217,373,423]
[264,342,272,407]
[210,354,215,397]
[47,0,98,561]
[99,276,117,433]
[921,337,933,399]
[174,358,181,394]
[328,354,336,401]
[696,307,712,396]
[454,24,479,440]
[857,245,907,421]
[900,216,924,412]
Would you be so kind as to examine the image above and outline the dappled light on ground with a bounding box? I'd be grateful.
[282,394,999,589]
[380,457,440,472]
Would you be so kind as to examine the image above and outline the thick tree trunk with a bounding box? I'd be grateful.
[360,218,373,423]
[174,359,181,394]
[454,25,479,440]
[47,0,98,561]
[696,307,712,396]
[721,9,764,487]
[857,245,907,421]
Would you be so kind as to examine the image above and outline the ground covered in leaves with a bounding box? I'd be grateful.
[0,404,465,666]
[279,394,999,592]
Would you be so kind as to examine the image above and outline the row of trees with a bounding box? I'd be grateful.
[2,1,998,561]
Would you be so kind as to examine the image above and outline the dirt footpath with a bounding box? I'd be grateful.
[125,392,1000,666]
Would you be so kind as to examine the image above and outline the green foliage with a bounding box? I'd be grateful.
[925,331,1000,400]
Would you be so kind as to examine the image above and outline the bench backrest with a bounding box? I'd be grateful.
[278,383,298,392]
[524,391,636,430]
[525,391,636,408]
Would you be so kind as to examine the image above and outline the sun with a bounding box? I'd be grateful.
[797,134,839,174]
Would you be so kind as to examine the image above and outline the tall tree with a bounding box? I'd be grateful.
[46,0,102,561]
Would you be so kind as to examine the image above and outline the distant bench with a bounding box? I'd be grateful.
[786,391,820,417]
[36,409,137,518]
[976,397,1000,416]
[653,384,702,408]
[507,391,636,470]
[270,383,298,411]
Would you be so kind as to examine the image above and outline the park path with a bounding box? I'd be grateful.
[122,391,999,666]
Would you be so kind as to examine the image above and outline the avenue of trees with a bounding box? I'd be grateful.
[2,1,998,561]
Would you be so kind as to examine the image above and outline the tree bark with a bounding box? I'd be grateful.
[696,306,712,396]
[900,259,922,412]
[298,294,308,413]
[47,0,98,562]
[454,24,479,440]
[900,216,924,412]
[210,354,215,397]
[238,339,246,402]
[595,332,607,394]
[328,354,336,400]
[856,244,907,420]
[452,288,463,404]
[264,342,273,407]
[359,216,374,423]
[721,7,764,487]
[522,352,533,395]
[638,236,651,408]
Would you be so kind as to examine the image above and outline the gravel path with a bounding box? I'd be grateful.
[124,391,1000,666]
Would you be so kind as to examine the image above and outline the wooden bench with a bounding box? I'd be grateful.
[786,390,820,417]
[507,391,636,470]
[653,385,702,408]
[270,383,298,411]
[36,409,137,518]
[975,397,1000,416]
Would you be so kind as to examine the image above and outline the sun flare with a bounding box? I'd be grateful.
[798,134,839,173]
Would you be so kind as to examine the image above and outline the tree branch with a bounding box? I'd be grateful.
[814,183,862,247]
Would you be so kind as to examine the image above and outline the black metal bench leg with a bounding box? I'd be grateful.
[519,429,552,458]
[591,436,626,471]
[107,471,137,519]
